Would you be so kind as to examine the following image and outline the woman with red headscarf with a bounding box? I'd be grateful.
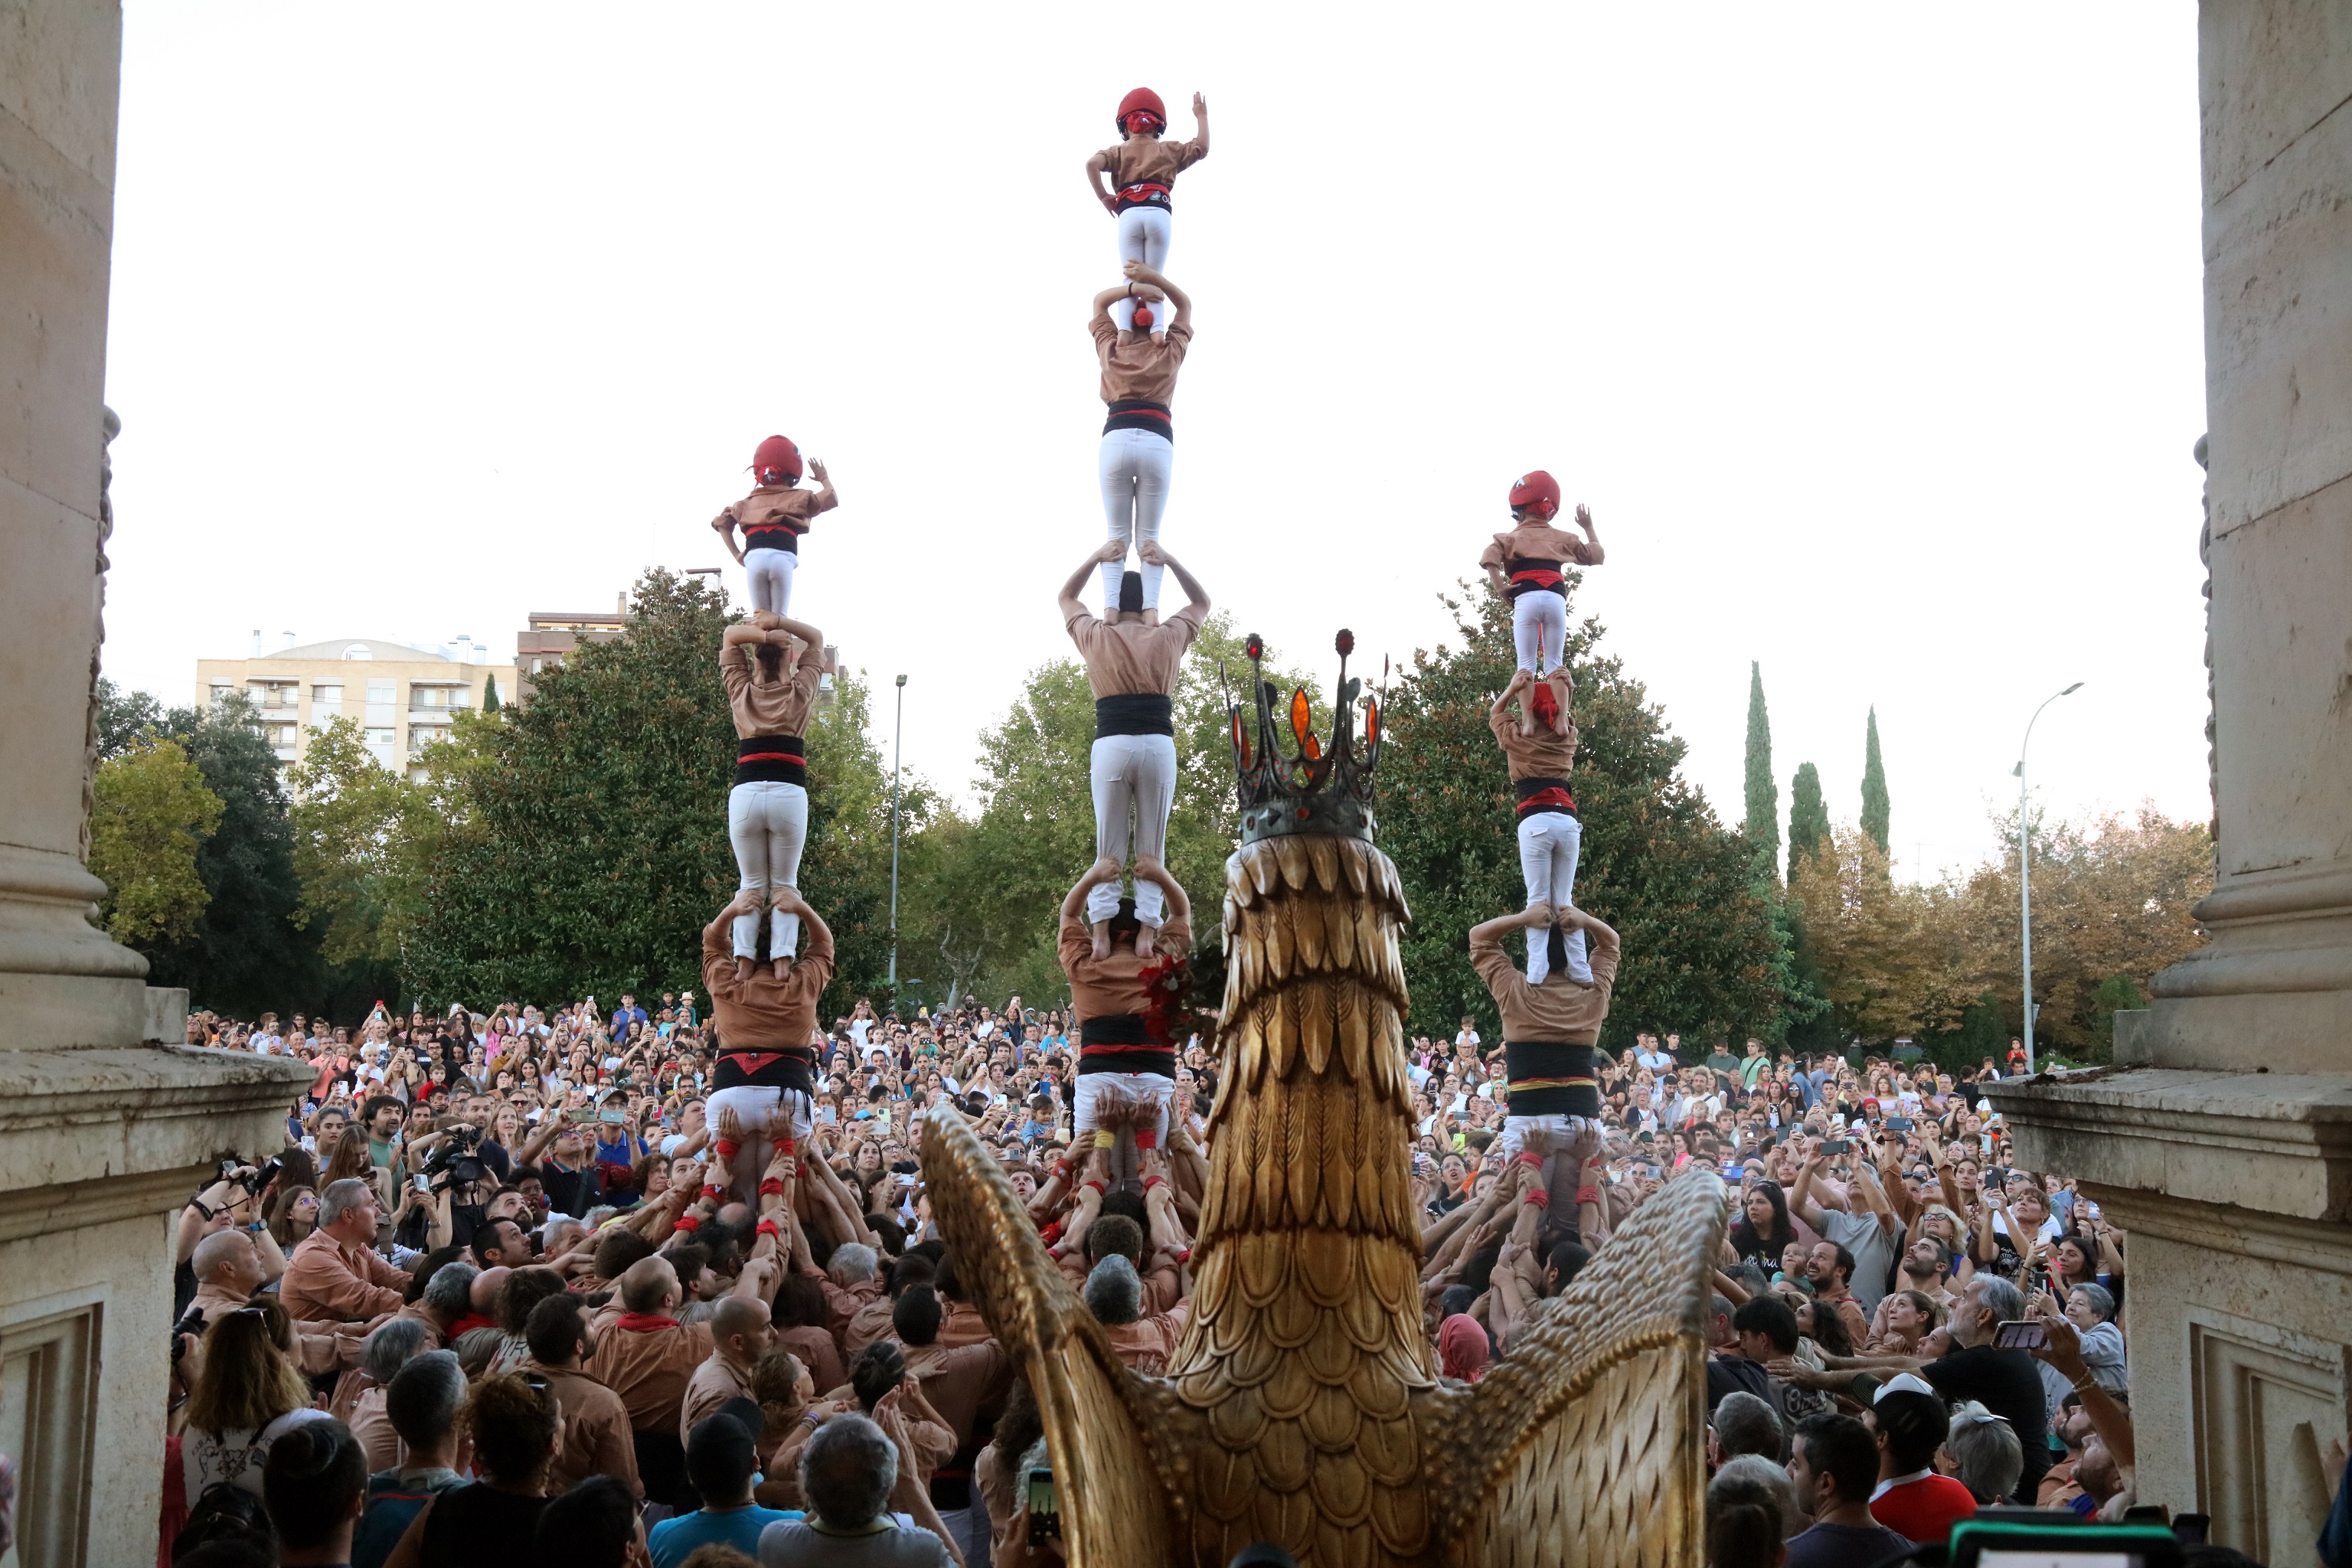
[1489,667,1589,983]
[1439,1314,1491,1384]
[1083,89,1210,333]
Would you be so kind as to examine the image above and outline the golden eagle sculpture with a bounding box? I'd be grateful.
[920,630,1726,1568]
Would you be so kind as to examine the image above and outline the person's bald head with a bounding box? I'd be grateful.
[471,1266,511,1315]
[619,1256,681,1315]
[711,1295,774,1368]
[191,1229,263,1293]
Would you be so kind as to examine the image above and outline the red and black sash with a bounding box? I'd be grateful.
[1116,181,1172,212]
[713,1045,815,1095]
[735,734,805,787]
[1096,693,1174,739]
[1504,1041,1599,1117]
[1103,398,1173,441]
[1507,558,1565,599]
[742,510,805,555]
[1514,777,1578,819]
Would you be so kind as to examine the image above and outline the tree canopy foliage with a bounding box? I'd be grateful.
[89,737,224,946]
[406,570,906,1018]
[95,681,324,1015]
[1743,662,1778,875]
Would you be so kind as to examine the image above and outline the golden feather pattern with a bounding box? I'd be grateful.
[922,832,1725,1568]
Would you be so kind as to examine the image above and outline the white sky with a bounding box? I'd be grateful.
[101,2,2208,882]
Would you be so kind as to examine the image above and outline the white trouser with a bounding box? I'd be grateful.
[1500,1111,1603,1215]
[1071,1071,1172,1142]
[1517,812,1591,985]
[1512,589,1566,675]
[1111,206,1173,332]
[1087,733,1177,926]
[1098,430,1174,609]
[744,547,798,616]
[728,781,808,959]
[704,1085,815,1208]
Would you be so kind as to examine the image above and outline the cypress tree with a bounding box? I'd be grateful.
[1860,707,1890,854]
[1787,761,1828,880]
[1743,662,1779,873]
[482,674,501,713]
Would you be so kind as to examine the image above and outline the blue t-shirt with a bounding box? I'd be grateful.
[650,1504,802,1567]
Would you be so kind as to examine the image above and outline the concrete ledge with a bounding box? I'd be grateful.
[1984,1066,2352,1221]
[0,1044,312,1195]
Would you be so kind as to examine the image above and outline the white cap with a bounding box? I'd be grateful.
[1875,1373,1937,1403]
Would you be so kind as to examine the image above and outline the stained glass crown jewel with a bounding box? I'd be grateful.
[1227,629,1381,846]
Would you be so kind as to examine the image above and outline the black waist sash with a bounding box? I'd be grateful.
[1504,1040,1599,1116]
[1103,398,1174,441]
[743,524,800,556]
[1514,776,1579,819]
[712,1046,815,1095]
[1078,1013,1174,1078]
[1506,558,1565,599]
[735,734,805,787]
[1095,693,1175,739]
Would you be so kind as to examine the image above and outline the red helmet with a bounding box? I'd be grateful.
[1131,302,1155,329]
[750,435,802,482]
[1509,469,1561,520]
[1116,87,1166,135]
[1529,682,1561,727]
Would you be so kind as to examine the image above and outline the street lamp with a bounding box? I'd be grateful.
[887,674,906,1004]
[2012,681,2083,1074]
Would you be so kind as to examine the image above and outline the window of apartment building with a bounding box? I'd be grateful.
[364,679,395,727]
[208,683,232,705]
[311,682,344,711]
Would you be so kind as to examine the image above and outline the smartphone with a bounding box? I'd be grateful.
[1820,1138,1852,1156]
[1993,1318,2048,1351]
[1024,1464,1061,1545]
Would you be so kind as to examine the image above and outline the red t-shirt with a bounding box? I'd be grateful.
[1870,1473,1978,1544]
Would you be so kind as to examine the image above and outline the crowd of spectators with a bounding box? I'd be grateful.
[151,985,2187,1568]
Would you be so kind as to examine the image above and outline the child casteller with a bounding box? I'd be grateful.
[710,435,838,617]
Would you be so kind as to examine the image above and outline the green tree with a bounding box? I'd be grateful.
[88,737,225,946]
[1787,761,1829,880]
[1860,707,1890,855]
[286,717,443,966]
[1743,662,1779,876]
[1785,825,1975,1044]
[482,674,501,713]
[96,681,325,1015]
[407,570,905,1019]
[1378,583,1798,1048]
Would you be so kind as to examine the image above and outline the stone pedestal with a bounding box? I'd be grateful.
[0,4,313,1564]
[1989,6,2352,1564]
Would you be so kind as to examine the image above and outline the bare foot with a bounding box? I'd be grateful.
[773,956,792,982]
[733,956,754,985]
[1091,920,1112,960]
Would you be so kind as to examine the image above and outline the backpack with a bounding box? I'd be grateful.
[175,1481,275,1562]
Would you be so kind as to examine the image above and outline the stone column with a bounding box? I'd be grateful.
[1989,7,2352,1562]
[0,4,309,1563]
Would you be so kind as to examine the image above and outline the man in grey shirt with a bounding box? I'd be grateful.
[1789,1152,1900,1312]
[760,1413,952,1568]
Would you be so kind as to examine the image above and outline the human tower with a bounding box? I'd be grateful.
[684,87,1615,1220]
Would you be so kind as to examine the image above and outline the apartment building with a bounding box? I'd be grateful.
[194,633,519,779]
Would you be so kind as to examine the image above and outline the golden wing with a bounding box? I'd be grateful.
[919,1104,1188,1568]
[1417,1170,1729,1568]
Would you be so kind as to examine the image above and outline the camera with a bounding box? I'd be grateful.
[423,1125,488,1192]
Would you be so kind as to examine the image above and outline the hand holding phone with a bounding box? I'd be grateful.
[1993,1318,2048,1351]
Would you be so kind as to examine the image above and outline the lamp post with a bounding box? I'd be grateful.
[888,674,906,1004]
[2012,681,2083,1074]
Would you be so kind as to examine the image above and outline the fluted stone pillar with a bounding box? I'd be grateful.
[0,5,309,1563]
[1988,7,2352,1562]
